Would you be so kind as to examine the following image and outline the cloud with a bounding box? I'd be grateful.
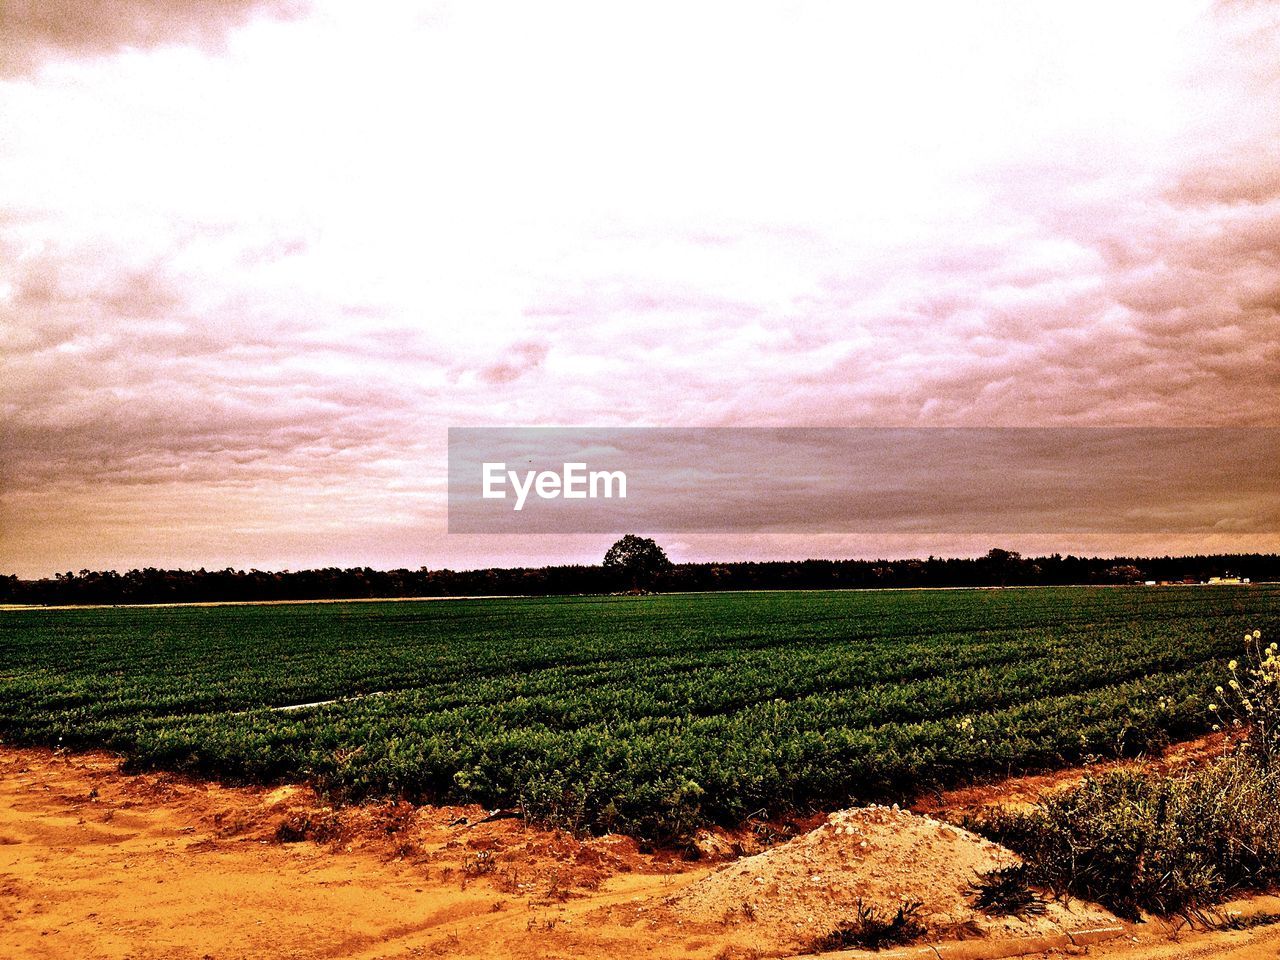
[447,427,1280,537]
[0,230,440,507]
[478,342,549,385]
[1,0,1278,575]
[0,0,306,76]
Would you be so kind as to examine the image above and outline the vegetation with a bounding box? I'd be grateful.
[3,550,1277,605]
[977,752,1280,918]
[978,631,1280,918]
[1209,630,1280,768]
[968,865,1047,917]
[810,900,927,951]
[1,587,1276,841]
[602,534,671,590]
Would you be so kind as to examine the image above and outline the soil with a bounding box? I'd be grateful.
[664,804,1113,947]
[3,740,1279,960]
[911,731,1234,820]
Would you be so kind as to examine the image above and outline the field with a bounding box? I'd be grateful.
[1,586,1276,841]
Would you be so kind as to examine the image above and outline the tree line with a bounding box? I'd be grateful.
[1,546,1276,606]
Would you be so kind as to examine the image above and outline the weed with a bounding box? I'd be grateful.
[968,865,1047,917]
[977,753,1280,918]
[977,631,1280,920]
[1221,911,1280,931]
[809,899,926,952]
[274,812,342,844]
[462,849,497,877]
[1211,631,1280,768]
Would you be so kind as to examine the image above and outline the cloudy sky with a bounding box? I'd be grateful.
[2,0,1278,577]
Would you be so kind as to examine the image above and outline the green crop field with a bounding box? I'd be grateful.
[1,586,1276,840]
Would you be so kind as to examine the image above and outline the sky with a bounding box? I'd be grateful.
[1,0,1278,578]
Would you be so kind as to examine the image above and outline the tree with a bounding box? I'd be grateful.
[1105,564,1145,584]
[982,548,1026,587]
[603,535,671,591]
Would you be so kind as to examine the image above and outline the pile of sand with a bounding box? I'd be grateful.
[667,804,1115,948]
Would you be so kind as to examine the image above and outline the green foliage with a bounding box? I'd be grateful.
[1210,630,1280,768]
[976,753,1280,918]
[979,630,1280,920]
[0,586,1275,842]
[602,534,671,589]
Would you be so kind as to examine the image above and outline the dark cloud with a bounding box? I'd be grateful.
[0,232,440,507]
[0,0,306,75]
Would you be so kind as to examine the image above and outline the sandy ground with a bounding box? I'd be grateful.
[0,747,730,960]
[667,804,1115,945]
[3,742,1280,960]
[1083,923,1280,960]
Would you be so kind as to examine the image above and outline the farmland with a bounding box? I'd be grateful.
[1,586,1276,840]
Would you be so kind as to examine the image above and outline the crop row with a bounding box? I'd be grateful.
[1,586,1275,840]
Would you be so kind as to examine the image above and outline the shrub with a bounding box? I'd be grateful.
[1210,630,1280,769]
[968,865,1047,917]
[809,900,927,951]
[274,811,344,844]
[977,630,1280,919]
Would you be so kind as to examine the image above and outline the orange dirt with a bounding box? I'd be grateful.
[910,731,1234,820]
[665,805,1113,948]
[2,739,1278,960]
[0,746,737,960]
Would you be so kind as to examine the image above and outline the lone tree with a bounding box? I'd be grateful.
[981,547,1041,587]
[603,534,671,591]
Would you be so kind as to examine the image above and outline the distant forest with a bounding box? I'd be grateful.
[2,550,1276,606]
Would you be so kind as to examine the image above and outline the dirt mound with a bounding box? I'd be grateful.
[12,743,1280,960]
[666,804,1115,950]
